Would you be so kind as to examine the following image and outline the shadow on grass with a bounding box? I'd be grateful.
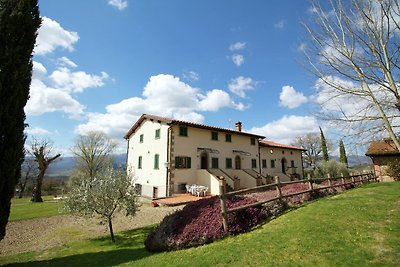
[4,225,158,267]
[4,248,150,267]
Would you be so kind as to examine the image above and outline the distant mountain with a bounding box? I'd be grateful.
[46,154,127,177]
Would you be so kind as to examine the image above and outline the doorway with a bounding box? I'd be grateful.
[235,155,241,169]
[281,158,287,174]
[153,187,158,199]
[201,152,208,169]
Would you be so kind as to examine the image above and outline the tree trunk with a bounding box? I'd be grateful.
[108,218,115,243]
[33,169,45,202]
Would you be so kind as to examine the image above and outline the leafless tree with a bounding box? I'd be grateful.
[71,132,117,185]
[303,0,400,150]
[17,158,38,198]
[29,138,61,202]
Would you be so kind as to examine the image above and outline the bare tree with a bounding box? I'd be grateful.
[17,158,37,198]
[71,132,116,184]
[304,0,400,150]
[29,138,61,202]
[293,133,322,169]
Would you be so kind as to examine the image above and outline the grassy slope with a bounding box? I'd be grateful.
[1,183,399,267]
[9,196,65,221]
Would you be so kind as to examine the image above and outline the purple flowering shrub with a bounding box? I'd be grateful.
[145,196,266,252]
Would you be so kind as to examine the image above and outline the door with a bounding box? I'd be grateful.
[201,152,208,169]
[281,158,287,174]
[235,155,241,169]
[153,187,158,199]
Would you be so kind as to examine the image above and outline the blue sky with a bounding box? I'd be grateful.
[27,0,326,154]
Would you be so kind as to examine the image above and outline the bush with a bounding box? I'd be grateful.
[315,160,349,178]
[145,196,266,252]
[385,158,400,181]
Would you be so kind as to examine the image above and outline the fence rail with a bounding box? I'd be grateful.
[219,172,377,232]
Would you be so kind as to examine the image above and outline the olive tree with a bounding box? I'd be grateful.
[65,167,138,243]
[304,0,400,150]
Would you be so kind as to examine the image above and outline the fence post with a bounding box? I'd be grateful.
[219,177,229,233]
[307,173,314,192]
[327,173,333,190]
[274,176,282,201]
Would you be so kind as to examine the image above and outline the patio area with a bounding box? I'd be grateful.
[155,193,212,206]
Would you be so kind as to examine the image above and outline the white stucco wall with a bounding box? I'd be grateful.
[259,146,304,182]
[126,120,169,198]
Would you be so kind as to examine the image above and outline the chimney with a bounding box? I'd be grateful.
[235,121,242,132]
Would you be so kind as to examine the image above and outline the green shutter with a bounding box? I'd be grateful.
[187,157,191,168]
[175,157,180,168]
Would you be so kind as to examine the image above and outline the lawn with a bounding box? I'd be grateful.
[1,182,399,266]
[9,195,66,221]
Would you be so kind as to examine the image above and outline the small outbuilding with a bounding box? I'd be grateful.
[365,139,400,182]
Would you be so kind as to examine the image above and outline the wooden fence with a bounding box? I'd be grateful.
[219,172,377,232]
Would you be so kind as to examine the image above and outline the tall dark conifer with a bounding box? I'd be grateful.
[320,127,329,162]
[0,0,41,240]
[339,139,348,168]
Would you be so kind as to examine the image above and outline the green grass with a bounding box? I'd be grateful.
[1,183,399,267]
[9,196,66,221]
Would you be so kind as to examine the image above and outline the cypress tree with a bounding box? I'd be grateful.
[320,127,329,162]
[339,139,348,168]
[0,0,41,240]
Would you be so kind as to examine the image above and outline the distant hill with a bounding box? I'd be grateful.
[46,154,127,177]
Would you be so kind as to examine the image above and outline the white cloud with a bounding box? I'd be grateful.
[250,115,319,144]
[274,20,286,29]
[32,61,47,80]
[228,76,256,98]
[229,42,246,51]
[182,70,200,81]
[298,43,307,52]
[35,17,79,55]
[25,127,51,136]
[231,54,245,66]
[57,56,77,68]
[108,0,128,10]
[26,79,85,119]
[49,67,109,93]
[279,85,308,109]
[75,74,245,139]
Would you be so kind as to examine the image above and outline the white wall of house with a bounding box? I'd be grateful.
[170,124,260,192]
[126,120,169,198]
[259,146,304,182]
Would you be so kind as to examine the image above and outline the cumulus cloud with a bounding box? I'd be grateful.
[57,56,77,68]
[108,0,128,10]
[25,127,51,136]
[228,76,256,98]
[75,74,245,139]
[49,67,109,93]
[35,17,79,55]
[231,54,245,66]
[279,85,308,109]
[26,80,85,119]
[229,42,246,51]
[250,115,319,144]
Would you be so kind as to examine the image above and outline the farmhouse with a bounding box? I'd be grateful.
[366,139,400,182]
[125,114,304,198]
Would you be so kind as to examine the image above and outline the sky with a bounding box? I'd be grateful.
[26,0,331,155]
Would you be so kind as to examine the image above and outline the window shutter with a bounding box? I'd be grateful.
[187,157,191,168]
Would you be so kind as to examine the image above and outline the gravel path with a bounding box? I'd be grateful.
[0,204,182,256]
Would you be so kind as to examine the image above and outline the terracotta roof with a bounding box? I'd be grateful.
[124,114,265,139]
[259,140,305,151]
[365,139,400,156]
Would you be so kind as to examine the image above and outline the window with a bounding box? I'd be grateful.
[211,131,218,141]
[179,126,188,136]
[139,134,144,143]
[225,134,232,142]
[250,137,256,145]
[226,158,232,169]
[211,157,219,169]
[291,160,295,168]
[270,159,275,168]
[251,159,257,169]
[155,129,160,139]
[175,156,191,169]
[154,154,159,169]
[138,156,142,169]
[262,159,267,168]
